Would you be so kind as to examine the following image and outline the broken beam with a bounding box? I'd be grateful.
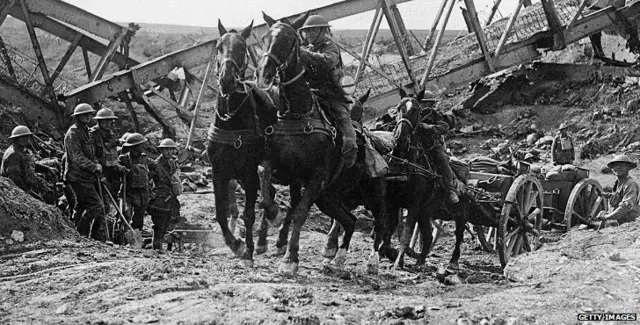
[0,36,16,79]
[420,0,456,88]
[381,0,418,91]
[147,86,193,123]
[49,33,82,85]
[0,76,61,129]
[493,0,525,66]
[464,0,495,72]
[90,27,128,82]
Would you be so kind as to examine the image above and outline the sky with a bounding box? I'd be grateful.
[63,0,520,31]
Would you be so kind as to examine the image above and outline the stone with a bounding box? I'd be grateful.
[55,303,69,315]
[11,230,24,243]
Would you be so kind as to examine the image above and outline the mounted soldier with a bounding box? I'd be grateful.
[117,133,153,231]
[551,122,574,165]
[90,108,126,205]
[64,103,106,241]
[297,14,358,168]
[1,126,37,197]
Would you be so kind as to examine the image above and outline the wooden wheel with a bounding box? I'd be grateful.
[564,179,607,231]
[497,175,543,268]
[474,225,498,254]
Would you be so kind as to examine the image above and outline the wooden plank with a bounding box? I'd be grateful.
[423,0,449,50]
[20,0,59,111]
[355,7,383,86]
[486,0,503,26]
[90,27,128,82]
[186,58,214,148]
[464,0,495,72]
[0,36,16,79]
[49,33,82,84]
[420,0,456,88]
[381,0,417,91]
[493,0,524,66]
[390,4,414,56]
[82,48,92,80]
[566,0,590,30]
[541,0,565,49]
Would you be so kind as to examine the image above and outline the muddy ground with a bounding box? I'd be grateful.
[1,186,639,325]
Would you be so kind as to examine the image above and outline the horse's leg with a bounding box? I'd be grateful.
[239,174,259,267]
[258,161,281,226]
[381,200,399,262]
[323,219,340,261]
[393,202,420,270]
[416,211,433,266]
[279,173,325,275]
[256,182,277,255]
[449,199,467,270]
[275,181,300,256]
[213,179,243,256]
[316,194,356,269]
[366,178,387,275]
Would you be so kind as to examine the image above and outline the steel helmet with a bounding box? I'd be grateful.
[93,108,117,120]
[299,15,331,30]
[119,132,132,144]
[71,103,96,117]
[607,154,637,168]
[158,138,178,148]
[8,125,33,139]
[558,122,569,130]
[524,153,535,160]
[122,133,147,147]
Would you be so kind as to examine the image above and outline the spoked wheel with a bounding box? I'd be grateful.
[564,179,607,231]
[474,225,498,254]
[497,175,543,268]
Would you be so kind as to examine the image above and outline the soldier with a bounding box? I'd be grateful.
[90,108,126,202]
[416,106,459,203]
[64,103,106,240]
[148,139,182,250]
[1,126,36,196]
[551,122,575,165]
[298,14,357,168]
[118,133,153,231]
[592,155,640,228]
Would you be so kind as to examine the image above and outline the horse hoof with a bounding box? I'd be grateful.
[278,262,298,275]
[240,259,254,268]
[330,248,347,267]
[366,251,380,275]
[275,246,287,256]
[232,240,245,257]
[256,245,268,255]
[322,247,338,259]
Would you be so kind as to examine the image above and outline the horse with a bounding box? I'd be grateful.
[255,12,386,275]
[206,20,279,267]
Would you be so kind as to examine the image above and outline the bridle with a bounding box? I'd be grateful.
[216,36,248,97]
[260,22,306,88]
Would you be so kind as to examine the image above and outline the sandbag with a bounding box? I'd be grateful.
[545,165,563,181]
[561,164,578,182]
[450,157,470,183]
[364,137,389,178]
[368,130,396,155]
[468,156,500,174]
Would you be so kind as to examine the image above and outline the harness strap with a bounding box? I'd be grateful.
[265,118,333,138]
[207,126,261,149]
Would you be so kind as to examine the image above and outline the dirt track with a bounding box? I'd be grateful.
[1,191,639,325]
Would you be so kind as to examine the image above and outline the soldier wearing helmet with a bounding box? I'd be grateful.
[148,138,182,250]
[551,122,574,165]
[297,14,358,168]
[1,126,37,195]
[90,107,127,201]
[117,133,154,231]
[64,103,107,240]
[591,155,640,228]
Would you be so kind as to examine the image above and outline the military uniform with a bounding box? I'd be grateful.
[64,123,105,239]
[118,152,153,230]
[1,145,36,192]
[551,134,575,165]
[91,125,121,202]
[605,176,640,225]
[148,155,181,246]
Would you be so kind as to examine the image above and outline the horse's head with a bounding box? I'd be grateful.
[256,11,309,89]
[391,88,426,153]
[216,19,253,96]
[349,88,371,123]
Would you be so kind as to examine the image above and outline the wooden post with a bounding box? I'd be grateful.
[82,48,92,80]
[464,0,495,72]
[390,4,414,56]
[566,0,590,31]
[90,27,128,82]
[423,0,449,51]
[485,0,503,26]
[20,0,59,110]
[420,0,456,88]
[355,7,383,86]
[381,0,418,92]
[541,0,566,50]
[119,92,140,132]
[0,36,16,79]
[49,33,82,85]
[0,0,16,27]
[493,0,524,67]
[186,57,215,148]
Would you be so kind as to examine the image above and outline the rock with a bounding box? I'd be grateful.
[444,275,462,285]
[535,135,554,147]
[10,230,24,242]
[457,317,473,325]
[626,99,640,113]
[526,133,538,145]
[609,251,622,261]
[55,303,69,315]
[394,306,416,318]
[288,315,321,325]
[5,239,14,245]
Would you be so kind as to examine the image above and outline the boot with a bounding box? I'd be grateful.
[338,118,358,168]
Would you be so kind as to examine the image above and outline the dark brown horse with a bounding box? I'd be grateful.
[255,12,384,275]
[206,20,278,267]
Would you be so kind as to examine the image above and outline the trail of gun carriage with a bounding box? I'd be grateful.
[1,0,640,324]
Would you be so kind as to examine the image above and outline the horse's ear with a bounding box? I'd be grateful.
[218,19,228,36]
[359,88,371,104]
[398,88,408,99]
[417,88,426,100]
[240,20,253,39]
[263,12,277,27]
[291,11,310,30]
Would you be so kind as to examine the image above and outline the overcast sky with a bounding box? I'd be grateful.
[63,0,519,31]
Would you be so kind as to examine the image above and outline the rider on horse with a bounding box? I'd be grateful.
[297,14,358,168]
[416,103,459,203]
